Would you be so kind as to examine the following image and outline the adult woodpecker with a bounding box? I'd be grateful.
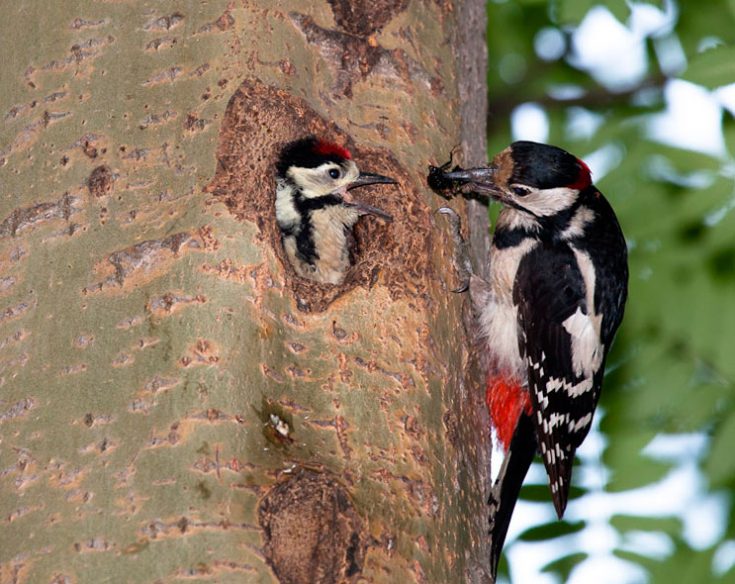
[430,141,628,577]
[275,136,396,285]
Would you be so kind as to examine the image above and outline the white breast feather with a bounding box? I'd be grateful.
[480,238,538,381]
[275,181,300,228]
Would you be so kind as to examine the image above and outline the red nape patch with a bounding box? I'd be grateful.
[486,375,532,451]
[567,157,592,190]
[313,140,351,160]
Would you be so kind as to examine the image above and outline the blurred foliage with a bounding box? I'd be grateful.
[486,0,735,582]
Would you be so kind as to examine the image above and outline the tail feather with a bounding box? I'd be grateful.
[489,412,537,579]
[547,449,574,519]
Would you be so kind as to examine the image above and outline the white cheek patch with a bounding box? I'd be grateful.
[512,186,579,217]
[287,161,356,197]
[287,166,323,195]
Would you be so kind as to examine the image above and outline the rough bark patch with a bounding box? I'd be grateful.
[327,0,409,36]
[205,78,432,312]
[259,469,363,584]
[289,13,442,99]
[87,164,114,197]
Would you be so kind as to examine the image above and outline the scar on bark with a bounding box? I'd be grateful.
[259,469,364,584]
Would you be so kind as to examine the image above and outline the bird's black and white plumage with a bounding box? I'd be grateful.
[275,137,395,285]
[432,141,628,577]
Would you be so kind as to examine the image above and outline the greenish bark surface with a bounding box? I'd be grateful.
[0,1,490,582]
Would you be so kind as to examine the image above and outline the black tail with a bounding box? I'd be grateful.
[489,413,537,579]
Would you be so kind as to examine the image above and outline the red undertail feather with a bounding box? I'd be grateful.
[486,375,532,450]
[313,140,351,160]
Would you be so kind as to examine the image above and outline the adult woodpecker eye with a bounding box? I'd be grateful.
[329,168,341,179]
[512,185,530,197]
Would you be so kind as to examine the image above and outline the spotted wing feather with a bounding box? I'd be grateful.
[513,243,602,518]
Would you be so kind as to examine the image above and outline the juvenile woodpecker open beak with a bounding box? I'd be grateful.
[348,171,397,189]
[343,201,394,221]
[343,171,396,221]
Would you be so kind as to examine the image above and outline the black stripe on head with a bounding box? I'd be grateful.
[276,136,351,178]
[510,141,591,190]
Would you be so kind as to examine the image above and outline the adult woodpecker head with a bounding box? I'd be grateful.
[434,140,593,220]
[275,136,396,285]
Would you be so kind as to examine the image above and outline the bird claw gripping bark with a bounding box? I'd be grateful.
[438,207,473,293]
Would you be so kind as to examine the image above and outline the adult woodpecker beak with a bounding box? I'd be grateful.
[439,166,501,198]
[343,171,396,221]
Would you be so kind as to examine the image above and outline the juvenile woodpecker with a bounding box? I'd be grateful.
[431,141,628,577]
[275,137,396,284]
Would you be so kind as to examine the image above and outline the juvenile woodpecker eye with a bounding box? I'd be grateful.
[329,168,341,179]
[512,185,530,197]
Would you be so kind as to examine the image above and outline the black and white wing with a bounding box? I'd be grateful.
[513,242,606,518]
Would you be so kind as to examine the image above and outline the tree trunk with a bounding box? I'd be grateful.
[0,1,489,582]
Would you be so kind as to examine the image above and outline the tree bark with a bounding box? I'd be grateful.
[0,1,490,582]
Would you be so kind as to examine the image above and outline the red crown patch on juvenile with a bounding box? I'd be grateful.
[313,140,351,160]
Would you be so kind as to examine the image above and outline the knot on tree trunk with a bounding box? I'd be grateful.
[259,469,363,584]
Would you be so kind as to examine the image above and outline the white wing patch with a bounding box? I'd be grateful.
[562,307,603,378]
[561,206,595,240]
[563,247,605,379]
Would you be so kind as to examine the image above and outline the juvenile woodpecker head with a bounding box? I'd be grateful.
[434,141,593,219]
[275,136,396,285]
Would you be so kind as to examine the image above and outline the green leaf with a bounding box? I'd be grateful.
[682,46,735,89]
[517,519,586,542]
[610,514,682,536]
[613,548,661,573]
[605,432,672,492]
[646,542,716,583]
[540,552,588,580]
[706,412,735,486]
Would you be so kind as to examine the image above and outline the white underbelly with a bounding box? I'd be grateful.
[479,238,538,381]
